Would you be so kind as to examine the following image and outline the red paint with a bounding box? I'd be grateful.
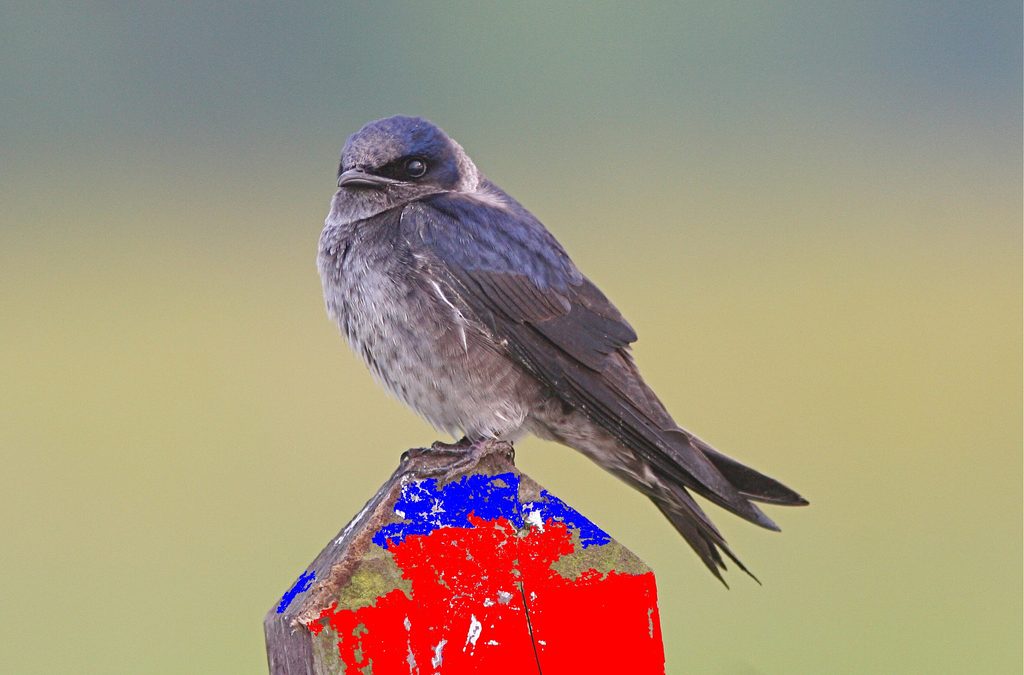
[308,513,664,673]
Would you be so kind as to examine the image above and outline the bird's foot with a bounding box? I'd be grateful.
[400,438,515,483]
[400,437,471,463]
[429,436,475,455]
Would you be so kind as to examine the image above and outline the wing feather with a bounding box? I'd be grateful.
[402,193,783,530]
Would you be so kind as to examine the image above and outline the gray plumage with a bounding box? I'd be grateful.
[318,115,807,583]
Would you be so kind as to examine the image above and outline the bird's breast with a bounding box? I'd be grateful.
[317,221,541,440]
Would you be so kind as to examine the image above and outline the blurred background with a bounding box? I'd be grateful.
[2,3,1020,673]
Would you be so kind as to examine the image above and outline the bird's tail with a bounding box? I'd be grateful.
[648,435,807,585]
[691,436,809,507]
[649,484,755,586]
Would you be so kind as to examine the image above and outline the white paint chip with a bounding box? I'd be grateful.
[406,642,417,673]
[496,590,513,605]
[335,497,375,544]
[525,509,545,532]
[463,615,483,654]
[431,638,447,668]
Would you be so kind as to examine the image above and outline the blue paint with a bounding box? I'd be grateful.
[524,490,612,549]
[277,570,316,614]
[373,473,521,548]
[373,472,610,549]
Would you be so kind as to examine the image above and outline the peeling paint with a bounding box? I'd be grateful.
[406,637,418,674]
[373,472,610,549]
[307,472,664,672]
[431,638,447,668]
[276,570,315,614]
[463,615,482,654]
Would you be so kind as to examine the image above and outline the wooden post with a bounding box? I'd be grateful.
[264,440,666,674]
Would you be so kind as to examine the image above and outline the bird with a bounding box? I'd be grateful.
[317,115,807,583]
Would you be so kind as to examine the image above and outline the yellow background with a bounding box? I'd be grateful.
[2,4,1020,673]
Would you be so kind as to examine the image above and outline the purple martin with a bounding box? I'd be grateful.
[318,115,807,582]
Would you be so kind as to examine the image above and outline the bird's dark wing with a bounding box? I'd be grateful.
[401,190,805,577]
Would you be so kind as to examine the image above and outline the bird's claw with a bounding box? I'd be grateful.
[400,438,515,483]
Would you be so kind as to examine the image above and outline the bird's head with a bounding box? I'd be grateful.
[332,116,480,221]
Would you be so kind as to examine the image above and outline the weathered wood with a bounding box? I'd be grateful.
[264,440,665,673]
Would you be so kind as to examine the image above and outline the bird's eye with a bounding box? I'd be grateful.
[404,158,427,178]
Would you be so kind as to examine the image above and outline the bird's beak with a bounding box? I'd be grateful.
[337,169,397,189]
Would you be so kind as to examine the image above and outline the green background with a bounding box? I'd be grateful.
[2,3,1020,673]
